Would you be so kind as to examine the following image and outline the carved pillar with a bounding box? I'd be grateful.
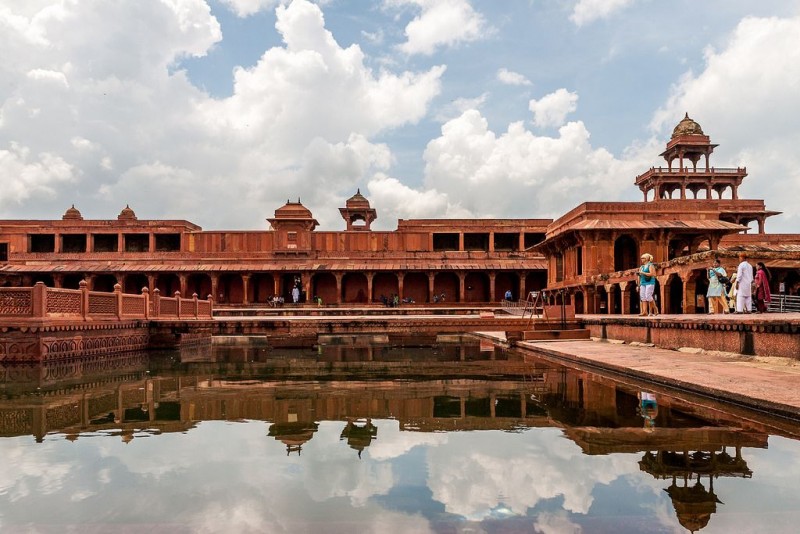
[657,275,668,314]
[178,274,188,298]
[732,185,739,200]
[605,284,616,315]
[458,272,466,303]
[458,233,464,251]
[488,232,494,252]
[488,272,496,303]
[757,217,765,234]
[366,272,374,303]
[518,272,526,301]
[302,273,312,304]
[428,273,435,303]
[118,233,124,253]
[210,274,219,304]
[620,282,631,315]
[242,274,250,305]
[683,273,696,314]
[335,273,344,305]
[148,233,155,253]
[147,274,156,295]
[53,274,64,289]
[585,285,596,314]
[680,183,686,200]
[397,272,405,300]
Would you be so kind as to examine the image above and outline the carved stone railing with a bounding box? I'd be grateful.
[0,282,214,321]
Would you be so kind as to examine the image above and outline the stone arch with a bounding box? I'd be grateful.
[464,272,489,302]
[665,273,683,314]
[688,269,709,314]
[342,272,368,303]
[495,272,520,302]
[623,280,640,315]
[156,273,181,296]
[668,238,690,260]
[525,271,547,294]
[249,273,275,303]
[123,273,149,294]
[614,235,639,272]
[596,285,608,314]
[403,272,428,303]
[573,289,585,314]
[218,273,244,304]
[93,274,117,292]
[433,272,459,302]
[280,273,303,302]
[312,272,337,305]
[188,273,212,300]
[372,272,399,301]
[611,284,622,314]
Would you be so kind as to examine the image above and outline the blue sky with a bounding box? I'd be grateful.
[1,0,799,231]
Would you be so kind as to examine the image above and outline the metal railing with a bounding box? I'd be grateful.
[768,294,800,313]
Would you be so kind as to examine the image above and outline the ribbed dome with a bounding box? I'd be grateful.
[274,199,313,219]
[671,113,704,138]
[345,189,371,209]
[62,204,83,220]
[117,205,137,221]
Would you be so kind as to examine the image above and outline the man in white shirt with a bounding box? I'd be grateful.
[735,253,754,313]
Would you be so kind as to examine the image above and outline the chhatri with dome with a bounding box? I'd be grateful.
[0,115,798,312]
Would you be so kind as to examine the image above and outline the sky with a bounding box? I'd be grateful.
[1,0,799,232]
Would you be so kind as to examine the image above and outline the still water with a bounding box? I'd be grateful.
[1,337,800,533]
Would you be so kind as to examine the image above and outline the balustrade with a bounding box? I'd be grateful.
[0,282,213,320]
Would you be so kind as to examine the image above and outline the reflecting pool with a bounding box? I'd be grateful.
[1,337,800,533]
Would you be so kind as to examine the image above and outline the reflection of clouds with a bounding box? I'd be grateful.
[302,422,394,506]
[534,510,582,534]
[367,419,449,461]
[0,439,73,501]
[426,429,638,518]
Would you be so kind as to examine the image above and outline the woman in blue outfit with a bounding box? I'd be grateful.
[706,257,728,314]
[638,253,658,316]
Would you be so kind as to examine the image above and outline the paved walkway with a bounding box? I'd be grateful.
[515,339,800,419]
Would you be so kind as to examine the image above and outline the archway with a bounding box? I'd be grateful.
[218,273,244,304]
[495,272,520,301]
[597,285,608,314]
[372,273,399,302]
[433,272,459,302]
[156,273,181,297]
[93,274,117,292]
[312,272,337,305]
[625,280,640,315]
[614,235,638,272]
[123,273,148,294]
[403,272,428,303]
[525,271,547,295]
[342,272,368,303]
[611,284,622,314]
[280,273,303,303]
[249,273,275,303]
[187,273,212,300]
[573,290,585,314]
[689,269,709,314]
[666,274,683,314]
[464,272,489,302]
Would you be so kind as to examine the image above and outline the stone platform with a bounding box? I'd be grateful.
[512,338,800,422]
[580,313,800,358]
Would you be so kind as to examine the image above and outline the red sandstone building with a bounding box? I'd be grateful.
[1,115,797,311]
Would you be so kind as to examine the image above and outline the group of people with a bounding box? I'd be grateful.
[638,251,773,315]
[707,253,772,314]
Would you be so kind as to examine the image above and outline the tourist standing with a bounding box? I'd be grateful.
[735,253,754,313]
[291,285,300,304]
[754,262,772,313]
[706,258,728,314]
[504,289,512,301]
[638,253,658,316]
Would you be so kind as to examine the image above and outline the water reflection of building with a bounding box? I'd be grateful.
[340,419,378,458]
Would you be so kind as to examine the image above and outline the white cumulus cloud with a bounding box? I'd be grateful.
[570,0,636,27]
[529,89,579,128]
[390,0,491,56]
[497,68,532,86]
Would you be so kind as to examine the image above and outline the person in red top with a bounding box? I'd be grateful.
[754,262,772,313]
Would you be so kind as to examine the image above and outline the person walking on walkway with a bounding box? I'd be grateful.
[735,253,754,313]
[706,258,728,314]
[754,262,772,313]
[638,253,658,316]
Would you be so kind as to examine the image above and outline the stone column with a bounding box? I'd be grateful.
[620,282,631,315]
[210,274,219,304]
[458,233,464,251]
[335,273,344,304]
[657,275,668,314]
[179,274,188,298]
[428,273,435,303]
[366,272,374,303]
[488,232,494,252]
[242,274,250,305]
[458,272,466,303]
[397,272,405,301]
[604,283,615,314]
[518,273,526,301]
[302,273,312,304]
[488,272,496,303]
[147,274,156,295]
[683,273,696,314]
[148,233,155,253]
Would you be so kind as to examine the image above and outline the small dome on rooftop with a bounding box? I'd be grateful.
[62,204,83,220]
[345,189,371,209]
[117,205,137,221]
[672,113,705,138]
[274,198,313,219]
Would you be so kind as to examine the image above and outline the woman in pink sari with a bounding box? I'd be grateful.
[754,262,771,313]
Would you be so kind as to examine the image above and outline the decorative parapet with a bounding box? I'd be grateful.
[0,282,213,321]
